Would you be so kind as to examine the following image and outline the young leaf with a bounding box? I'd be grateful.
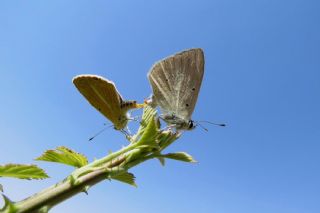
[158,130,181,151]
[111,172,136,187]
[137,115,159,148]
[160,152,197,163]
[134,106,158,140]
[35,146,88,168]
[0,164,49,180]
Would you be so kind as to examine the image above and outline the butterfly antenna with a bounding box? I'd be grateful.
[194,121,209,132]
[127,115,140,122]
[198,121,226,127]
[89,124,114,141]
[120,129,132,141]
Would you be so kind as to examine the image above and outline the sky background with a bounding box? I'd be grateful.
[0,0,319,212]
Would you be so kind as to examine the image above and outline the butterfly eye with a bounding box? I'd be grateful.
[192,88,195,91]
[188,120,194,129]
[185,104,189,107]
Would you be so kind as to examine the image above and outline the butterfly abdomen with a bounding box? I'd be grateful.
[120,100,144,110]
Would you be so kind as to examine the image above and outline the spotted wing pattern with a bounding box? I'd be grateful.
[148,48,205,120]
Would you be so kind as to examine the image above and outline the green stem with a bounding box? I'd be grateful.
[0,107,178,213]
[11,143,147,213]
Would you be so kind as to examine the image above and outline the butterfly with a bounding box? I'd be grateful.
[73,74,144,130]
[147,48,205,130]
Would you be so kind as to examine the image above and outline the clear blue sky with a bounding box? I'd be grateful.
[1,1,319,212]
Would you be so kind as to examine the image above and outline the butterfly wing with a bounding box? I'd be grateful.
[73,75,125,128]
[148,48,205,120]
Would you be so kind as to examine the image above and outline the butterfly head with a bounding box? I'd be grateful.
[113,114,129,130]
[187,120,196,130]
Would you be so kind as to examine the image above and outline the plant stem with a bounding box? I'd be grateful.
[1,107,179,213]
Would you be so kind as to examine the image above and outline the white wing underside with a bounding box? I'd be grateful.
[148,48,205,120]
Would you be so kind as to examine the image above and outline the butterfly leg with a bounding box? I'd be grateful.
[159,123,178,132]
[120,128,135,142]
[125,126,132,135]
[128,115,141,122]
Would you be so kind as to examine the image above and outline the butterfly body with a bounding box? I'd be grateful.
[161,113,195,130]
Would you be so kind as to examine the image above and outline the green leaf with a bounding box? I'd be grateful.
[137,115,159,148]
[111,172,136,187]
[160,152,197,163]
[35,146,88,168]
[158,130,181,151]
[133,106,158,140]
[141,106,158,128]
[0,164,49,180]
